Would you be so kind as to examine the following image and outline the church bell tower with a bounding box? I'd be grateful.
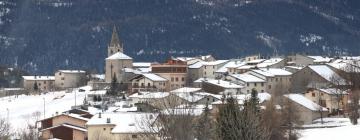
[108,26,124,57]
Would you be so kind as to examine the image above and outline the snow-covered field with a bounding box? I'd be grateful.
[0,86,89,132]
[1,87,360,139]
[300,118,360,140]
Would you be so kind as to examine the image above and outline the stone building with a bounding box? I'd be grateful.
[55,70,87,89]
[22,76,55,91]
[151,58,187,90]
[104,26,133,83]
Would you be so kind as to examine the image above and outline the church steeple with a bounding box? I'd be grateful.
[108,25,124,57]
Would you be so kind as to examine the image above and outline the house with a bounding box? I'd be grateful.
[256,58,286,68]
[130,73,168,92]
[215,59,245,76]
[291,65,347,93]
[199,79,243,95]
[86,112,159,140]
[54,70,87,90]
[228,73,266,94]
[38,111,93,140]
[247,68,292,95]
[283,94,329,124]
[105,27,133,83]
[22,76,55,92]
[187,60,228,83]
[304,88,349,113]
[289,54,332,66]
[151,58,187,90]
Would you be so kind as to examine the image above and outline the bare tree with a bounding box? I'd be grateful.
[281,97,300,140]
[0,116,11,140]
[261,98,287,140]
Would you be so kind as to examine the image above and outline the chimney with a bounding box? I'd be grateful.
[98,113,102,118]
[218,79,220,84]
[106,118,111,123]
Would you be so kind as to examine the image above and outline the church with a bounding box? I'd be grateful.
[104,26,133,83]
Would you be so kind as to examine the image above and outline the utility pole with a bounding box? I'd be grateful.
[6,108,9,122]
[43,97,45,119]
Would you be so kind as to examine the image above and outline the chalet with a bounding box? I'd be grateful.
[283,94,328,124]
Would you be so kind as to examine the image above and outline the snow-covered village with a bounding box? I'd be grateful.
[1,1,360,140]
[0,26,359,140]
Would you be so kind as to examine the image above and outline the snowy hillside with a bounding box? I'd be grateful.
[0,86,89,131]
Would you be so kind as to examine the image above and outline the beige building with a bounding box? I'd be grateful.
[283,94,329,124]
[247,68,292,96]
[291,65,347,93]
[22,76,55,91]
[288,54,333,66]
[187,60,228,83]
[86,112,159,140]
[228,73,266,94]
[55,70,87,89]
[152,59,187,90]
[130,73,168,93]
[39,111,92,140]
[305,88,349,113]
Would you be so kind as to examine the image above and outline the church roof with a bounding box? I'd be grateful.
[110,26,122,47]
[106,52,132,60]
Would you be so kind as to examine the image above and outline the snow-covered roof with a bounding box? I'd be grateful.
[123,68,142,74]
[173,92,206,103]
[285,66,304,70]
[106,52,132,60]
[129,92,170,99]
[257,58,283,68]
[284,94,328,111]
[237,65,256,70]
[58,70,86,74]
[212,92,271,105]
[142,73,167,82]
[230,74,265,83]
[170,87,202,93]
[202,60,229,66]
[40,113,90,122]
[308,56,332,63]
[86,112,158,134]
[204,79,243,89]
[246,59,265,64]
[251,68,292,77]
[161,104,212,116]
[188,61,203,69]
[308,65,347,85]
[22,76,55,81]
[318,88,348,95]
[216,60,246,73]
[133,62,151,68]
[327,60,360,73]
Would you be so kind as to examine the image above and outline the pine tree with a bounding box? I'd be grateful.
[108,73,118,96]
[33,82,39,91]
[216,97,242,140]
[195,102,214,140]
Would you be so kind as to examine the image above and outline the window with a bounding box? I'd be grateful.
[103,128,106,131]
[204,66,207,69]
[171,77,174,82]
[254,83,257,87]
[147,83,151,87]
[261,83,264,87]
[268,85,271,89]
[246,83,249,87]
[312,93,315,97]
[261,90,264,92]
[275,78,278,82]
[61,77,65,80]
[175,77,178,81]
[181,77,185,81]
[213,66,215,69]
[132,135,138,138]
[247,90,250,94]
[44,81,46,84]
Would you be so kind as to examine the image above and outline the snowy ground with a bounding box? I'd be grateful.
[300,118,360,140]
[0,86,90,132]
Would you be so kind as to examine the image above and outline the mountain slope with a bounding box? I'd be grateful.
[0,0,359,74]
